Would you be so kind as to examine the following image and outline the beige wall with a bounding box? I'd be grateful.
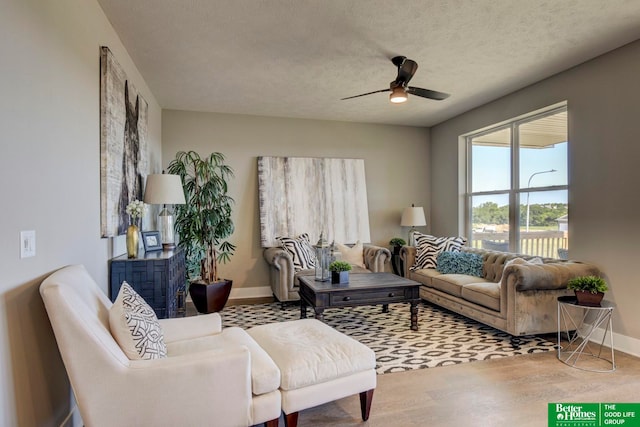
[3,0,638,424]
[162,111,431,295]
[0,0,163,425]
[430,39,640,349]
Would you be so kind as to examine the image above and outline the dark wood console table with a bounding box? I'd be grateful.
[109,248,186,319]
[298,273,421,330]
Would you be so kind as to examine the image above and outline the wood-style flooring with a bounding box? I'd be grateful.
[295,349,640,427]
[209,299,639,426]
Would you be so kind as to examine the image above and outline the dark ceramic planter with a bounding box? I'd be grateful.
[574,290,604,307]
[189,279,233,313]
[331,271,349,285]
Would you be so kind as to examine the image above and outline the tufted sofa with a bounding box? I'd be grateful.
[263,244,391,303]
[400,246,602,336]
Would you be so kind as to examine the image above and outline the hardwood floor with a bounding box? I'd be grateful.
[294,349,640,427]
[203,300,639,426]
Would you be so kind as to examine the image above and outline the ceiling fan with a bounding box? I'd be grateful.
[341,56,450,104]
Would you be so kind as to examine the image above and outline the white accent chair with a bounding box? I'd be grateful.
[40,264,281,427]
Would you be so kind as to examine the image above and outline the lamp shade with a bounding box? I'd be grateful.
[143,174,186,205]
[401,206,426,227]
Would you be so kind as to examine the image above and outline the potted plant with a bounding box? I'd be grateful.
[567,275,609,306]
[389,237,406,254]
[167,151,236,313]
[329,261,352,285]
[389,237,406,276]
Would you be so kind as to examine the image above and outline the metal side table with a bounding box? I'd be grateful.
[557,295,615,372]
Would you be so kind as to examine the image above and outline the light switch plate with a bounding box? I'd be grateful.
[20,230,36,258]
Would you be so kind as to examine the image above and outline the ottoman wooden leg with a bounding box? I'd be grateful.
[284,411,299,427]
[360,389,374,421]
[264,419,279,427]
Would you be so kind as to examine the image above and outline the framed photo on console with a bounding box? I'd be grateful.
[142,231,162,252]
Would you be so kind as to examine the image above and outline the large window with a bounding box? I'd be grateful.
[466,105,568,258]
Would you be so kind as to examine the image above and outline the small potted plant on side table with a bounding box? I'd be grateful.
[329,261,352,285]
[567,275,609,306]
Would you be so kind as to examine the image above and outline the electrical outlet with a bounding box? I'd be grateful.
[20,230,36,258]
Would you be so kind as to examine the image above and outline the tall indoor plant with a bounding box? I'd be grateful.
[167,151,236,313]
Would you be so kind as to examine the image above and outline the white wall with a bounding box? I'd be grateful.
[430,39,640,349]
[162,111,431,296]
[0,0,162,425]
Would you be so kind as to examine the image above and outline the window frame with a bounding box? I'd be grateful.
[464,103,569,253]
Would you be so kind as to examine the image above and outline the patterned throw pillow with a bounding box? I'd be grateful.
[436,251,484,277]
[410,233,467,270]
[277,233,316,271]
[109,281,167,360]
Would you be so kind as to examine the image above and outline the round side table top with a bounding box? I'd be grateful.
[557,295,615,309]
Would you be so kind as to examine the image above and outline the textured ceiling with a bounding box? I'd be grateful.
[97,0,640,127]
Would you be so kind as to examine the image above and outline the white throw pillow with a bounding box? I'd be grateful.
[504,257,544,269]
[334,241,366,268]
[109,281,167,360]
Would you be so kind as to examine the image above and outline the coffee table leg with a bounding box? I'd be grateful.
[410,301,418,331]
[314,307,325,322]
[382,304,389,313]
[300,300,307,319]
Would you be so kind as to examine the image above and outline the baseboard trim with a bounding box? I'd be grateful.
[585,324,640,357]
[229,285,272,300]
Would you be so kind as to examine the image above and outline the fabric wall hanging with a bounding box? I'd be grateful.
[257,156,371,247]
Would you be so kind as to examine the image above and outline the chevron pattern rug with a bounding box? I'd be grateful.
[219,301,555,374]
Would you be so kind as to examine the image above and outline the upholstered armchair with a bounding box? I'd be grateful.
[263,243,391,303]
[40,265,281,427]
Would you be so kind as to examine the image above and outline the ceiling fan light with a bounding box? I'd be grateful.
[390,87,408,103]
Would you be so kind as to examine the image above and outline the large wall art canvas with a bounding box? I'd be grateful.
[257,156,371,247]
[100,46,149,237]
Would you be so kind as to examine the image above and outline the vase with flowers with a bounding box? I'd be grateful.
[125,200,147,258]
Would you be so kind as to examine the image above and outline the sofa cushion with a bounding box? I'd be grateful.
[109,281,167,360]
[461,282,501,311]
[411,233,467,270]
[408,268,442,287]
[334,241,366,268]
[430,274,488,297]
[436,251,483,277]
[277,233,316,271]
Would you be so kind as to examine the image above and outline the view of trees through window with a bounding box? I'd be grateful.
[466,105,569,258]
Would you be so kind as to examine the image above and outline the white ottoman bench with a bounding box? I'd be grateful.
[248,319,376,427]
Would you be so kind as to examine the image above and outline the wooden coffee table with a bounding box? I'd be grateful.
[298,272,421,330]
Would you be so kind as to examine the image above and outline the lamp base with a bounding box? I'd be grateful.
[162,243,176,251]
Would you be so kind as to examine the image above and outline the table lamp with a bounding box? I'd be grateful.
[143,173,186,250]
[400,204,426,246]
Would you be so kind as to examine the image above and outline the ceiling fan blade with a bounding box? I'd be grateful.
[341,88,390,100]
[396,58,418,85]
[407,86,450,100]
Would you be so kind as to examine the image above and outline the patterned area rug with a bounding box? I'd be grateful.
[220,301,555,374]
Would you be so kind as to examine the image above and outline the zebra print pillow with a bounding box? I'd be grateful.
[277,233,317,271]
[410,233,467,271]
[109,281,167,360]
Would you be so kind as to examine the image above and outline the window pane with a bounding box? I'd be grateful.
[470,194,509,250]
[518,189,568,258]
[471,127,511,192]
[519,112,568,189]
